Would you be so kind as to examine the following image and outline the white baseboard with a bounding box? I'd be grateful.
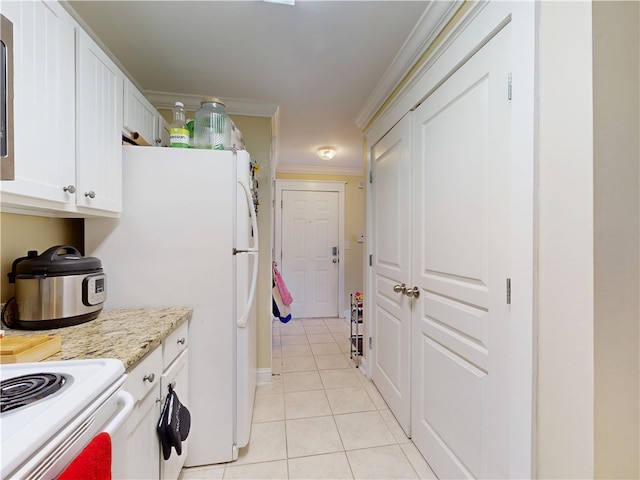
[256,368,273,385]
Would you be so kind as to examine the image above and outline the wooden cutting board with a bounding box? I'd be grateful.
[0,335,62,363]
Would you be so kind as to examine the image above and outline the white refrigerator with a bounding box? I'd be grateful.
[85,146,259,466]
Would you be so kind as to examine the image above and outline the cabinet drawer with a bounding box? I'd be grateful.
[163,322,188,369]
[126,347,162,403]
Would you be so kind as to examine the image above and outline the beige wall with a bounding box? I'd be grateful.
[593,1,640,477]
[0,213,84,303]
[537,1,595,477]
[275,172,366,307]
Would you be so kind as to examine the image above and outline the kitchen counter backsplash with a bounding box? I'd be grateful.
[1,307,192,370]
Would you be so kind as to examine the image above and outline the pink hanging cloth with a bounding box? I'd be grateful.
[273,263,293,306]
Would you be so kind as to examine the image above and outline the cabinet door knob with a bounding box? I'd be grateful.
[143,373,155,383]
[177,338,186,345]
[84,190,96,198]
[63,185,76,193]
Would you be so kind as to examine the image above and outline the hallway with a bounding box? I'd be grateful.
[179,316,437,479]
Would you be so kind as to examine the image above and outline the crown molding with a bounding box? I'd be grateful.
[276,163,364,177]
[355,0,464,130]
[145,91,278,117]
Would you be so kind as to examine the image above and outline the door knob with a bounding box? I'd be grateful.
[63,185,76,193]
[332,258,338,263]
[405,286,420,298]
[393,283,407,294]
[84,191,96,198]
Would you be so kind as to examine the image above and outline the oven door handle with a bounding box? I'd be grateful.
[103,390,134,436]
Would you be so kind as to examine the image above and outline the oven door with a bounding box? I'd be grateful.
[8,379,133,480]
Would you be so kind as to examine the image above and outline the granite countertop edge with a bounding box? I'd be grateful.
[1,307,192,371]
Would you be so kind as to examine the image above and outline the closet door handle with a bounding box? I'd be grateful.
[393,283,407,294]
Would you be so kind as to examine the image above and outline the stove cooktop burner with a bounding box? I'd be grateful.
[0,373,68,413]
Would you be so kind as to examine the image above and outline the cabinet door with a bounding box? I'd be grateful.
[126,386,161,480]
[157,114,171,147]
[123,78,157,146]
[160,350,189,480]
[0,1,75,206]
[125,347,162,480]
[76,28,123,213]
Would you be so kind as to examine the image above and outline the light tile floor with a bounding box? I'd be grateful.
[179,317,437,480]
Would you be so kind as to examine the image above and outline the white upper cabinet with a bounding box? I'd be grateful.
[0,1,76,209]
[157,115,171,147]
[123,78,157,146]
[75,27,123,214]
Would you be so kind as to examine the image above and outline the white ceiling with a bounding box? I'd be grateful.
[66,0,433,175]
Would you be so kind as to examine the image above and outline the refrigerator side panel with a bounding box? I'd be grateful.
[85,146,238,465]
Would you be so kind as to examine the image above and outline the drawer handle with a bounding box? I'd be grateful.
[143,373,155,383]
[177,338,186,345]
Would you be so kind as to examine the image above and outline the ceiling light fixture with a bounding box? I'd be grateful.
[263,0,295,5]
[317,146,337,161]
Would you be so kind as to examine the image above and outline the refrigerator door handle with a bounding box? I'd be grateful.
[237,177,259,328]
[237,250,259,328]
[237,178,259,252]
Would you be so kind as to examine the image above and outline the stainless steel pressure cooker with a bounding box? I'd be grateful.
[2,245,107,329]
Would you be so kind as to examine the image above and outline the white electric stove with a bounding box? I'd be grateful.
[0,359,133,480]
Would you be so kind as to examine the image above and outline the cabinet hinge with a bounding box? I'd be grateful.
[369,337,372,349]
[508,72,512,101]
[369,254,373,266]
[506,278,511,305]
[369,171,373,183]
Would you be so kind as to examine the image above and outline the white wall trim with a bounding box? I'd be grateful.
[274,180,347,318]
[145,91,278,117]
[364,1,489,147]
[256,368,273,385]
[355,0,464,129]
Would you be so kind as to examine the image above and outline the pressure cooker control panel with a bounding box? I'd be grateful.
[82,273,107,306]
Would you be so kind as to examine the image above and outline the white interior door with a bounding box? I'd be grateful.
[411,25,512,479]
[370,113,413,436]
[281,190,339,318]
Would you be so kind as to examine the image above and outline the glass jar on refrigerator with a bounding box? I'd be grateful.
[193,98,231,150]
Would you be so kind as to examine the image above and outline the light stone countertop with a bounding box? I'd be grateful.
[1,307,192,371]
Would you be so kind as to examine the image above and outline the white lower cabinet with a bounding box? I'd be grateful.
[124,322,189,480]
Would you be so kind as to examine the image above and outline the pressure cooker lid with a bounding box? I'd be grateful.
[13,245,103,276]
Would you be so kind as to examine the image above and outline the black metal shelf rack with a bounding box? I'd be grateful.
[350,293,363,367]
